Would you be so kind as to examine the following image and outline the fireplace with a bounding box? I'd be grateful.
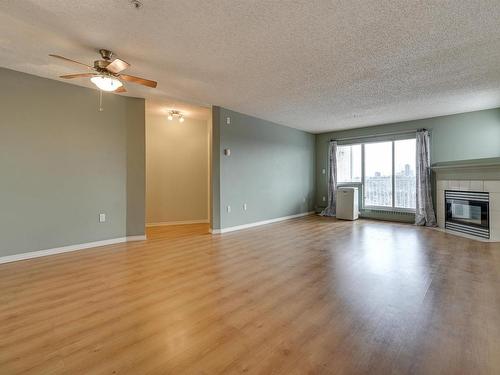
[445,190,489,239]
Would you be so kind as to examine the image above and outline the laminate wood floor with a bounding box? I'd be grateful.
[1,216,500,375]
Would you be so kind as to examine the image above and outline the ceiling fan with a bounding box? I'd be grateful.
[49,49,157,93]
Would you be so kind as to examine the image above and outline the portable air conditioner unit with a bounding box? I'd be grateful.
[336,187,359,220]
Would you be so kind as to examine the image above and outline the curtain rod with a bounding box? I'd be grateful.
[330,128,427,142]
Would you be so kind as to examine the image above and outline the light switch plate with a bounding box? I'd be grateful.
[322,169,326,174]
[99,213,106,223]
[227,205,231,213]
[224,148,231,156]
[226,117,231,125]
[243,203,247,211]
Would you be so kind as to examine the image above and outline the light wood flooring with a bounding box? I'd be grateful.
[1,216,500,374]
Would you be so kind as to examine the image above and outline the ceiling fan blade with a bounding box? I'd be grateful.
[106,58,130,74]
[120,74,157,88]
[49,54,92,69]
[60,73,96,79]
[115,85,127,93]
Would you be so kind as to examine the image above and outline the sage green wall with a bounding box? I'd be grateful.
[211,107,315,230]
[210,107,221,229]
[315,108,500,210]
[126,99,146,236]
[0,67,145,257]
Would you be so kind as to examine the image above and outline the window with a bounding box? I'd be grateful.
[337,144,361,183]
[364,142,392,207]
[335,137,416,211]
[394,139,416,209]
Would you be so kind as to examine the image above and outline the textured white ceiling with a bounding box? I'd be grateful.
[1,1,500,133]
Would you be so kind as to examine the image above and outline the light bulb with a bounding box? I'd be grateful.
[90,76,123,92]
[179,116,185,123]
[168,114,173,120]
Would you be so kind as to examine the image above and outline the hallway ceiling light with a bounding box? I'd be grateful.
[167,110,184,122]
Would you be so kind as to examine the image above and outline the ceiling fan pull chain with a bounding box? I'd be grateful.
[98,90,104,112]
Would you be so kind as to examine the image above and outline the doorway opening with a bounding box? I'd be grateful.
[145,99,211,238]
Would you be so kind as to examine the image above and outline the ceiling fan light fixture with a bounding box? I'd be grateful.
[50,51,157,92]
[179,116,185,123]
[90,76,123,92]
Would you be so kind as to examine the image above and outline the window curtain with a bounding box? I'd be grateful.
[415,129,437,226]
[320,141,338,217]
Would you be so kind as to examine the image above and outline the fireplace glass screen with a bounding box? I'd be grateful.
[445,190,489,239]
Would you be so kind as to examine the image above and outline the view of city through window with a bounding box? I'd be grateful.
[364,141,393,207]
[394,139,416,209]
[337,139,416,210]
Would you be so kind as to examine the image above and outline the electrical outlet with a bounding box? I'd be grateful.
[227,205,231,213]
[243,203,247,211]
[99,213,106,223]
[226,117,231,125]
[322,196,326,202]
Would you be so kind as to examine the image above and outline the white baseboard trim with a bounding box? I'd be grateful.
[146,219,209,227]
[0,235,147,265]
[210,211,315,234]
[126,235,147,241]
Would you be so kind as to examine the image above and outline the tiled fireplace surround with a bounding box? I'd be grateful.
[436,180,500,241]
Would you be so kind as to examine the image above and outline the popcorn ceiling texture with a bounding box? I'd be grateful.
[1,1,500,132]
